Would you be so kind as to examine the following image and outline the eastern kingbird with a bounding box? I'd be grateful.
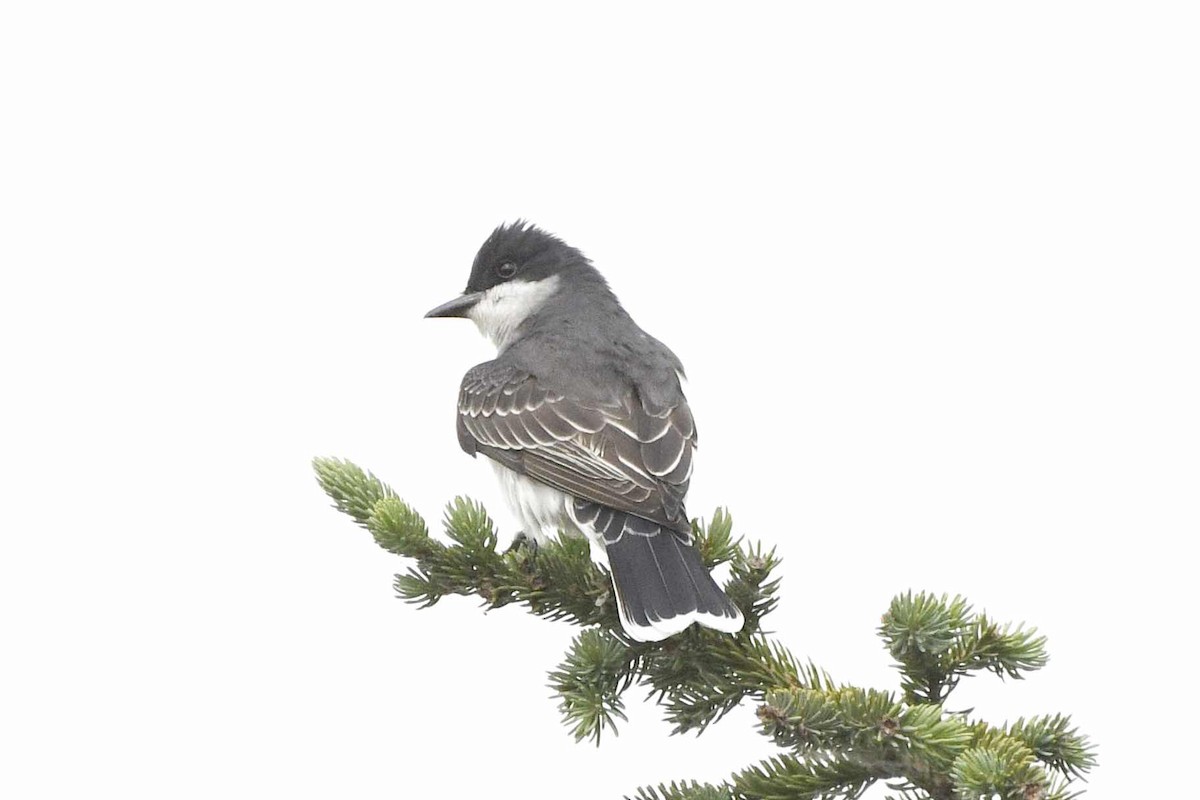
[425,222,744,642]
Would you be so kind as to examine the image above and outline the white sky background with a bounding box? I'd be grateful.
[2,3,1197,797]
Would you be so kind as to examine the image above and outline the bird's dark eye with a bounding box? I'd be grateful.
[496,261,517,278]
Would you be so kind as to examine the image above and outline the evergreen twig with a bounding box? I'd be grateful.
[314,457,1097,799]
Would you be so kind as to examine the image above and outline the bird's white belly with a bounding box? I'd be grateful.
[491,463,574,543]
[491,463,609,565]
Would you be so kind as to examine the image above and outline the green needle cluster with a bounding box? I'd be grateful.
[314,457,1096,800]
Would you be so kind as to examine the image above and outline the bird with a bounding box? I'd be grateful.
[425,221,744,642]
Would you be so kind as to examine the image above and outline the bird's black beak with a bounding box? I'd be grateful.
[424,291,483,319]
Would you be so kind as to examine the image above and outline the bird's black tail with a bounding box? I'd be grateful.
[571,501,744,642]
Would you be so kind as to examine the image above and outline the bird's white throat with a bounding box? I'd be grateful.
[468,275,561,351]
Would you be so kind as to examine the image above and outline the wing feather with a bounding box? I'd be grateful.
[548,402,608,434]
[511,412,560,447]
[457,362,695,531]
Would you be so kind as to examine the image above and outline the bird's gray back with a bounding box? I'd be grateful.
[500,269,686,413]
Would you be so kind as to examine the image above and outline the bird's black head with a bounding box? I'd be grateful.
[425,221,597,322]
[464,220,588,293]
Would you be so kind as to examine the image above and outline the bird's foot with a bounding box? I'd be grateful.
[505,531,540,557]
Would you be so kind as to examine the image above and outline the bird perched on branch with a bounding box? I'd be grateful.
[425,221,743,642]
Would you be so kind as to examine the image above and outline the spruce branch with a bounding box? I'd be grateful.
[732,752,876,800]
[313,457,395,527]
[949,738,1050,800]
[630,781,732,800]
[313,457,1097,799]
[880,592,1049,705]
[1004,715,1097,780]
[549,629,639,743]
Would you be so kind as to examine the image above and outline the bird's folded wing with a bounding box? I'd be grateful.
[456,363,694,532]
